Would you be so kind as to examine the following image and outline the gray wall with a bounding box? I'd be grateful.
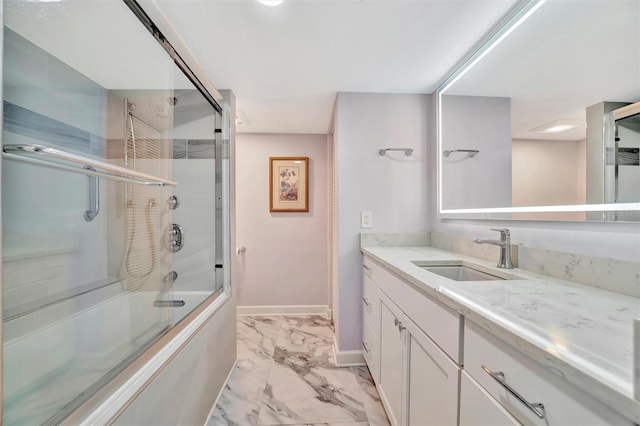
[334,92,430,352]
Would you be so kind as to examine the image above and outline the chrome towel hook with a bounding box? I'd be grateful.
[379,148,413,157]
[443,149,479,158]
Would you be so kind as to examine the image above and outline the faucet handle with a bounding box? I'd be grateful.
[490,228,510,240]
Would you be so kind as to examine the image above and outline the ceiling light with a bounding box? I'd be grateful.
[258,0,284,6]
[531,119,583,134]
[236,110,249,127]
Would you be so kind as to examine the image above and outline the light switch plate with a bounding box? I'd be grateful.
[361,211,373,229]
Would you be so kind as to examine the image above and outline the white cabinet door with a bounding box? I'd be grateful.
[459,371,520,426]
[378,292,405,426]
[403,316,459,426]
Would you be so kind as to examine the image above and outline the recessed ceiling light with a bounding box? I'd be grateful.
[258,0,284,6]
[531,119,584,134]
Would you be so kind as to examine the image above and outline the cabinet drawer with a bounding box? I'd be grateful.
[464,321,633,426]
[460,371,519,426]
[364,256,461,363]
[362,318,379,383]
[362,274,379,331]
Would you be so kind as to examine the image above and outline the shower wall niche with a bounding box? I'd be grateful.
[1,1,227,424]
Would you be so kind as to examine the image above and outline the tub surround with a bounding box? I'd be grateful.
[361,244,640,423]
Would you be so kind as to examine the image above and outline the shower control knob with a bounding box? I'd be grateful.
[168,195,180,210]
[166,223,185,253]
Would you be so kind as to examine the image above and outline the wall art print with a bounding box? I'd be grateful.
[269,157,309,212]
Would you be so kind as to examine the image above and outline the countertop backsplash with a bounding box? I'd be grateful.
[360,232,430,248]
[517,245,640,298]
[362,232,639,298]
[430,232,519,267]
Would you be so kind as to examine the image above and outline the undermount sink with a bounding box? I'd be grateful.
[411,260,524,282]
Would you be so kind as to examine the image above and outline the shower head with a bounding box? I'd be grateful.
[150,98,174,117]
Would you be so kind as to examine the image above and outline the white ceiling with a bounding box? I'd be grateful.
[151,0,519,134]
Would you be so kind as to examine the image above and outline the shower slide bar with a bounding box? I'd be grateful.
[2,144,178,186]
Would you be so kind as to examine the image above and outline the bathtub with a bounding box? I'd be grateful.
[163,290,222,324]
[2,284,221,424]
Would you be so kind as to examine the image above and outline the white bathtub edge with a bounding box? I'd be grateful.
[79,292,231,426]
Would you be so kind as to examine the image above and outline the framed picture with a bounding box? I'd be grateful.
[269,157,309,212]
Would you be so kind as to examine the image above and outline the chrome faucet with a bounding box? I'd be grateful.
[474,228,514,269]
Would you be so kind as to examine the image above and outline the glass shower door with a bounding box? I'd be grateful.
[167,89,223,324]
[2,1,178,423]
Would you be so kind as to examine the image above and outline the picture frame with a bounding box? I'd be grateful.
[269,157,309,212]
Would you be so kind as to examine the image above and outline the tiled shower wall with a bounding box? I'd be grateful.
[2,29,109,312]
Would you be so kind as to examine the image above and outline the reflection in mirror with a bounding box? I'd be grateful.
[437,0,640,221]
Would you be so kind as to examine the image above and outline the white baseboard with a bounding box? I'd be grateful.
[332,335,365,367]
[237,305,330,318]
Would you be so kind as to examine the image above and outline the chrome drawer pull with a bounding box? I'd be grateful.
[362,341,371,353]
[362,297,371,306]
[481,365,545,419]
[362,264,372,272]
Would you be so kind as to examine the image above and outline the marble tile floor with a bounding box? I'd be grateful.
[208,315,390,426]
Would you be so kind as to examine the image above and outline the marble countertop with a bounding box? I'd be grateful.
[361,246,640,423]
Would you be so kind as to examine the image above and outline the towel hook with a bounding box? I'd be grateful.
[443,149,479,158]
[379,148,413,157]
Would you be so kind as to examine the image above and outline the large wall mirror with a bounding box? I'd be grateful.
[436,0,640,221]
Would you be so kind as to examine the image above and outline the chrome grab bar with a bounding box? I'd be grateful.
[481,365,545,419]
[84,167,99,222]
[3,144,178,186]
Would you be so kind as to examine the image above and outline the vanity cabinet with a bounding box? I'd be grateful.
[403,315,459,426]
[378,292,404,425]
[464,321,633,426]
[362,270,381,382]
[362,253,634,426]
[459,371,520,426]
[363,255,461,426]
